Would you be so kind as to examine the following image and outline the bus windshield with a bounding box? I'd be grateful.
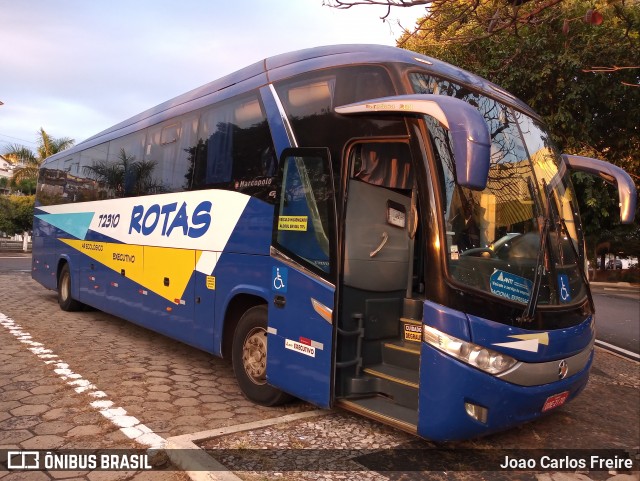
[411,72,588,311]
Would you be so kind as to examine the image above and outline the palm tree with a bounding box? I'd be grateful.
[3,128,74,183]
[83,148,164,197]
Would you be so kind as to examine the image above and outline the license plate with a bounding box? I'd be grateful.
[542,391,570,412]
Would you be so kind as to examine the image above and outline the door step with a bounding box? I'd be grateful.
[337,396,418,434]
[362,363,419,409]
[363,363,419,389]
[382,340,420,370]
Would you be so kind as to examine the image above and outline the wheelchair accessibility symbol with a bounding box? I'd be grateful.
[272,266,288,293]
[558,274,571,303]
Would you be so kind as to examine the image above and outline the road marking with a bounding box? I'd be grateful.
[0,312,166,449]
[595,339,640,361]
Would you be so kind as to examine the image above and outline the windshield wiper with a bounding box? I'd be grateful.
[518,178,548,324]
[557,214,595,313]
[519,216,549,324]
[520,181,594,324]
[544,178,594,312]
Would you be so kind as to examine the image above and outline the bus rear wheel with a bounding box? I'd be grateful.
[58,264,83,312]
[231,305,291,406]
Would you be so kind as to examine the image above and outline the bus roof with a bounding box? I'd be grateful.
[44,44,538,166]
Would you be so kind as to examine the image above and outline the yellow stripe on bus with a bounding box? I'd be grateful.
[60,239,202,304]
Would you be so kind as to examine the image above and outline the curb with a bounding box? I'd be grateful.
[165,410,331,481]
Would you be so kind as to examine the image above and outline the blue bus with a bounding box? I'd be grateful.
[32,44,636,441]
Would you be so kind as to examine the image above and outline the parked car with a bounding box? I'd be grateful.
[607,259,623,270]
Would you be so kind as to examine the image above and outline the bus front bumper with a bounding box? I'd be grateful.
[417,344,593,442]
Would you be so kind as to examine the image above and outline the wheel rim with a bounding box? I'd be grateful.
[60,272,70,301]
[242,327,267,385]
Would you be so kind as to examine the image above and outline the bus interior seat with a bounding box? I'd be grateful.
[343,143,413,341]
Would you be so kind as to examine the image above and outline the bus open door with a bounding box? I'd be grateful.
[266,148,337,408]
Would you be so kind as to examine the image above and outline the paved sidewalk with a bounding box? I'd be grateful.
[0,272,309,480]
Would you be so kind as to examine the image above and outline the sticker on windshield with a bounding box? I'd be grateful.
[557,274,571,303]
[490,270,533,304]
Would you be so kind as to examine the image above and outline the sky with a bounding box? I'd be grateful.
[0,0,426,153]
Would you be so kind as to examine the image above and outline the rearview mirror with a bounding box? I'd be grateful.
[336,95,491,190]
[562,154,637,224]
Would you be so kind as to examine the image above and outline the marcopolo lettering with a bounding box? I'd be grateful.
[128,201,212,238]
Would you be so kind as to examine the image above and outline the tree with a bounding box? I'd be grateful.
[83,148,164,197]
[0,195,35,252]
[398,0,639,260]
[326,0,572,42]
[3,128,75,183]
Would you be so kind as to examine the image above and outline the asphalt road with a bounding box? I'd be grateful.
[0,253,32,273]
[591,283,640,358]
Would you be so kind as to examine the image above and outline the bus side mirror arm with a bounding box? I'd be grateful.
[335,94,491,190]
[562,154,637,224]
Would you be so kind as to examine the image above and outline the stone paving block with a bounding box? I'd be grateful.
[194,386,222,395]
[142,401,174,411]
[144,377,171,385]
[145,392,171,402]
[171,389,199,398]
[0,429,33,445]
[0,415,42,430]
[67,425,104,437]
[11,372,48,382]
[42,407,74,421]
[71,412,103,426]
[33,420,75,435]
[175,407,199,417]
[47,470,91,479]
[2,470,51,481]
[124,367,148,374]
[171,398,200,407]
[20,394,58,405]
[9,404,49,417]
[29,384,63,395]
[20,434,65,449]
[86,470,136,481]
[147,384,171,393]
[172,415,203,426]
[206,411,234,420]
[0,390,30,401]
[3,381,40,392]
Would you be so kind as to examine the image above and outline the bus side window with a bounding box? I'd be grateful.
[78,143,109,201]
[276,151,334,275]
[188,95,276,201]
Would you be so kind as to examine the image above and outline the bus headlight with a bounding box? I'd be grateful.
[423,325,517,375]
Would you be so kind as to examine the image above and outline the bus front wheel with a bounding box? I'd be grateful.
[58,264,83,312]
[231,305,291,406]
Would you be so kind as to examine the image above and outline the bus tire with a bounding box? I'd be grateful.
[58,263,83,312]
[231,305,291,406]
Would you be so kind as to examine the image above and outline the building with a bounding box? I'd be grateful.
[0,155,12,179]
